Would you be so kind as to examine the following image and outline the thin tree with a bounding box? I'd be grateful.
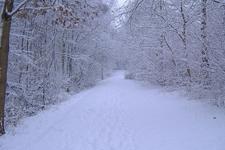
[0,0,14,135]
[200,0,210,88]
[0,0,29,135]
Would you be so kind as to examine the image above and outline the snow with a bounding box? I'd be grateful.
[1,71,225,150]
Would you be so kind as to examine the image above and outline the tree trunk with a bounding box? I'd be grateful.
[180,0,191,79]
[201,0,210,88]
[0,0,14,135]
[101,64,104,80]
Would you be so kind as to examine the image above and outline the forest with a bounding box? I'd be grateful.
[0,0,225,149]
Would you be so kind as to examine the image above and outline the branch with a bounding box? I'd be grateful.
[7,0,31,17]
[212,0,225,5]
[7,0,57,17]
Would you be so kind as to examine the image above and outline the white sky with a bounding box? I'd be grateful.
[101,0,129,8]
[110,0,131,28]
[116,0,130,8]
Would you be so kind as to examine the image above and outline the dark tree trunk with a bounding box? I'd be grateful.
[0,0,14,135]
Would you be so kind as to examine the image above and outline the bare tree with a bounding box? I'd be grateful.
[0,0,14,135]
[200,0,210,88]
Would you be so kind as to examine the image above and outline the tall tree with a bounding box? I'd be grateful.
[0,0,14,135]
[200,0,210,88]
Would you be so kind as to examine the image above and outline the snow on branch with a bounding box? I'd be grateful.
[6,0,30,17]
[6,0,57,17]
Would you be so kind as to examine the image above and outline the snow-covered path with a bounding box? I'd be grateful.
[1,71,225,150]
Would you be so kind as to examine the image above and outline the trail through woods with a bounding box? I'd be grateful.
[1,71,225,150]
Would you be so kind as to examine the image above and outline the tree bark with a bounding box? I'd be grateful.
[180,0,191,79]
[0,0,14,135]
[201,0,210,88]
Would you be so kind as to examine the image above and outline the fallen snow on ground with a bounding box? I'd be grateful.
[1,71,225,150]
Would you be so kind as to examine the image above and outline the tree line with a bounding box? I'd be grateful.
[0,0,115,135]
[123,0,225,106]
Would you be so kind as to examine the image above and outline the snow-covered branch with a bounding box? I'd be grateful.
[6,0,30,17]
